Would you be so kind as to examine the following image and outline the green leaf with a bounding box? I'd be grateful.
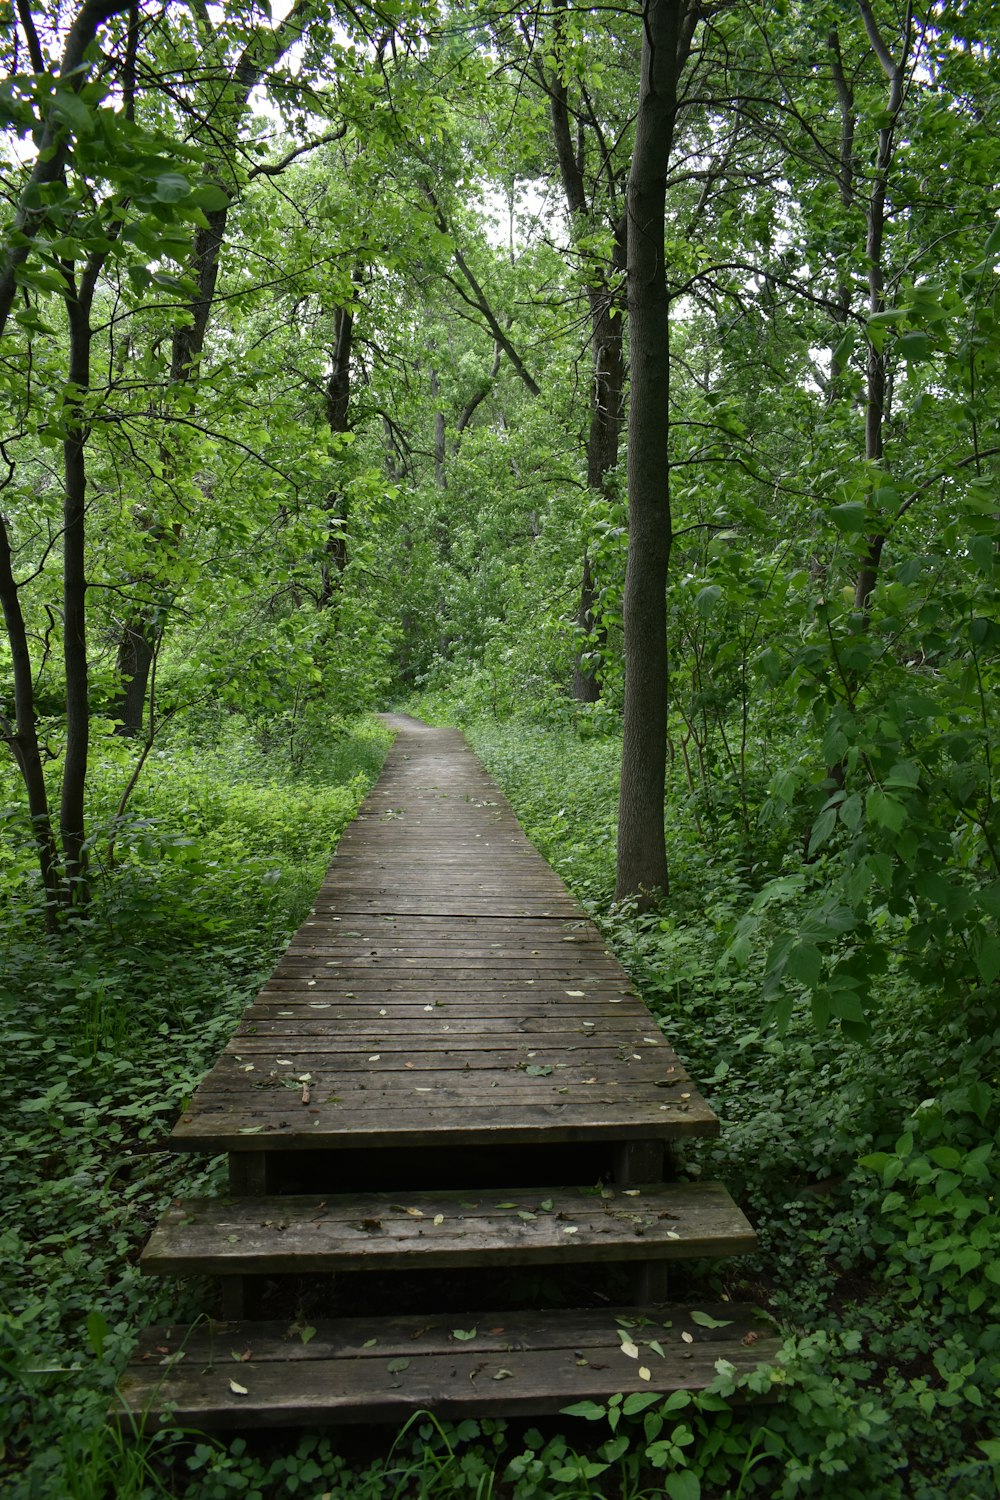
[694,584,722,617]
[191,183,231,212]
[969,535,996,576]
[975,936,1000,985]
[899,331,932,361]
[689,1310,732,1329]
[85,1309,109,1359]
[622,1391,662,1415]
[831,502,867,533]
[785,942,822,988]
[153,171,192,203]
[807,807,837,856]
[665,1472,701,1500]
[560,1400,607,1420]
[867,789,906,832]
[52,89,94,136]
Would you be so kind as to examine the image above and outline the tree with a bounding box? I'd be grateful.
[615,0,702,902]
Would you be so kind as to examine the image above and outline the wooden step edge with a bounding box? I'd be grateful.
[116,1304,782,1430]
[140,1182,756,1278]
[165,1112,722,1154]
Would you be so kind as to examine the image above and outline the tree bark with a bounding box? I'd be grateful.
[0,515,61,922]
[60,259,101,904]
[544,4,627,701]
[320,301,354,602]
[615,0,695,903]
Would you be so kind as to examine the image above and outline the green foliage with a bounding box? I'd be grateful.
[425,714,1000,1499]
[0,715,388,1499]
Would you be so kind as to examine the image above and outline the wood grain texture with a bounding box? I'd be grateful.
[141,1181,757,1276]
[118,1304,780,1428]
[170,723,718,1153]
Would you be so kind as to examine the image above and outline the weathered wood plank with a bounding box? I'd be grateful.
[141,1182,756,1278]
[118,1304,780,1429]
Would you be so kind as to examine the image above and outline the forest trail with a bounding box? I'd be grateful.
[119,720,776,1427]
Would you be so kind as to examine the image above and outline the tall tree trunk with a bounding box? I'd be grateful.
[60,269,99,904]
[615,0,696,903]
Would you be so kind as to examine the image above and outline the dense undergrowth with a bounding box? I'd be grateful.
[1,703,997,1498]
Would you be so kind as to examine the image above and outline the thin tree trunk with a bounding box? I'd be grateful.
[320,301,354,603]
[853,0,913,619]
[0,515,61,922]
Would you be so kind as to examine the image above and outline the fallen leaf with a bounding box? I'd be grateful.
[405,1207,425,1219]
[565,990,585,997]
[516,1210,536,1221]
[229,1379,248,1396]
[540,1199,553,1212]
[452,1327,477,1341]
[681,1331,694,1344]
[387,1358,410,1373]
[363,1339,378,1348]
[368,1054,381,1062]
[562,1225,579,1235]
[622,1189,641,1198]
[492,1369,514,1381]
[276,1059,293,1066]
[690,1311,732,1329]
[619,1339,640,1359]
[525,1064,553,1077]
[638,1366,651,1381]
[433,1213,445,1226]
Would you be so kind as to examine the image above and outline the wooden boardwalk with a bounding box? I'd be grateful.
[120,717,776,1427]
[171,717,715,1164]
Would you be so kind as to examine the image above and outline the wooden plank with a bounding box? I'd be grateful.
[169,1099,719,1153]
[117,1304,780,1429]
[141,1182,756,1278]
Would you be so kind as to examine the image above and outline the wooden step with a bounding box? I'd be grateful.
[140,1182,756,1278]
[118,1304,781,1428]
